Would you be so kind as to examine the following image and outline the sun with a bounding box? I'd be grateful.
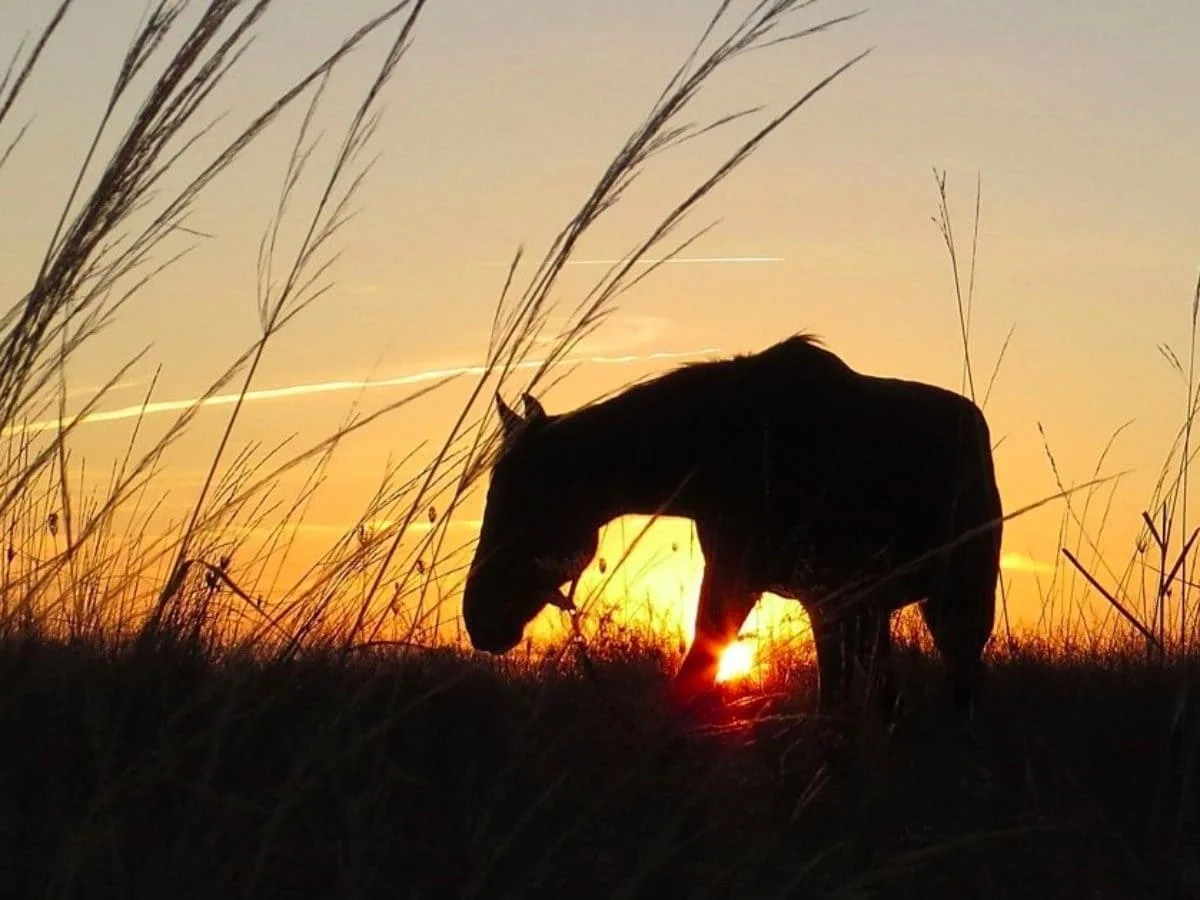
[715,639,755,683]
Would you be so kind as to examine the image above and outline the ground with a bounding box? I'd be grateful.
[2,630,1196,899]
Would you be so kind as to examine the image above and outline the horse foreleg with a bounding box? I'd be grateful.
[807,605,848,715]
[857,604,900,717]
[669,564,755,712]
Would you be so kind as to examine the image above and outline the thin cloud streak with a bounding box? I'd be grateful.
[1000,552,1052,574]
[235,518,484,540]
[8,348,721,435]
[564,256,784,266]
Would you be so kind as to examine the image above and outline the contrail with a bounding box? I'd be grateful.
[7,348,721,436]
[564,256,783,266]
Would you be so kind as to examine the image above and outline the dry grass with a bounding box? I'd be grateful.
[0,2,1197,898]
[1,629,1196,898]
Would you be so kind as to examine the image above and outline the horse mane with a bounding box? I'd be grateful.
[503,331,831,441]
[551,331,825,418]
[677,331,825,370]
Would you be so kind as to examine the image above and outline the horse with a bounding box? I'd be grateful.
[461,334,1003,717]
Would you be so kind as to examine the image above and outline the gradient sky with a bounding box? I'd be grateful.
[3,0,1199,641]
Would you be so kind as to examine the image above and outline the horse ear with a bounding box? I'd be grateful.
[521,393,547,422]
[496,395,524,438]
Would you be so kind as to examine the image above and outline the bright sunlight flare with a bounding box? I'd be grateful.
[716,640,756,683]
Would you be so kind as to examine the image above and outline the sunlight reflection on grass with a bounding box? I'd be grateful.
[716,639,756,682]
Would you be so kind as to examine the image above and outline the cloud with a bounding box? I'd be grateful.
[482,255,784,269]
[999,552,1053,574]
[533,313,678,355]
[563,256,784,266]
[6,347,720,436]
[235,519,484,540]
[27,378,148,406]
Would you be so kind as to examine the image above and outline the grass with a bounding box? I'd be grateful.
[1,628,1196,899]
[1,1,1199,897]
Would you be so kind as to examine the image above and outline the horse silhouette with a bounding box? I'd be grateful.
[462,334,1003,715]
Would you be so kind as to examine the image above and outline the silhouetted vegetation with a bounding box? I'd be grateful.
[3,2,1198,898]
[1,627,1196,898]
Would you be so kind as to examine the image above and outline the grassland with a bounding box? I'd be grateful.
[1,625,1196,899]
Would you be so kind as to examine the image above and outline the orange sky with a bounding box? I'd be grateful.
[3,1,1200,649]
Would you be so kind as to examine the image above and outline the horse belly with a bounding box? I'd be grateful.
[747,505,944,612]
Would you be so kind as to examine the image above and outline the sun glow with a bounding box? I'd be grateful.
[512,514,1051,670]
[715,640,756,683]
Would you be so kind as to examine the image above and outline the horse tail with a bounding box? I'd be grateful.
[921,401,1003,710]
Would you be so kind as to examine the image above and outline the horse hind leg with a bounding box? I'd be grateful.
[920,546,997,714]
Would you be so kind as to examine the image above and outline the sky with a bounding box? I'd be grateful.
[2,0,1199,647]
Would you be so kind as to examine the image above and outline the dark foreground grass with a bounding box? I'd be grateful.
[2,631,1197,900]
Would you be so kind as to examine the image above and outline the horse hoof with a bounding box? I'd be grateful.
[665,686,725,731]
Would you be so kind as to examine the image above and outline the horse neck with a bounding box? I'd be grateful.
[546,401,696,526]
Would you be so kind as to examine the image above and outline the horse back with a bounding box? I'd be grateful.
[678,345,1000,592]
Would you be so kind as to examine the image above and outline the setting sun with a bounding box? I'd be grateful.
[716,640,756,683]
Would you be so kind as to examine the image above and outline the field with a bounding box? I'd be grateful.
[2,626,1196,899]
[3,3,1199,898]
